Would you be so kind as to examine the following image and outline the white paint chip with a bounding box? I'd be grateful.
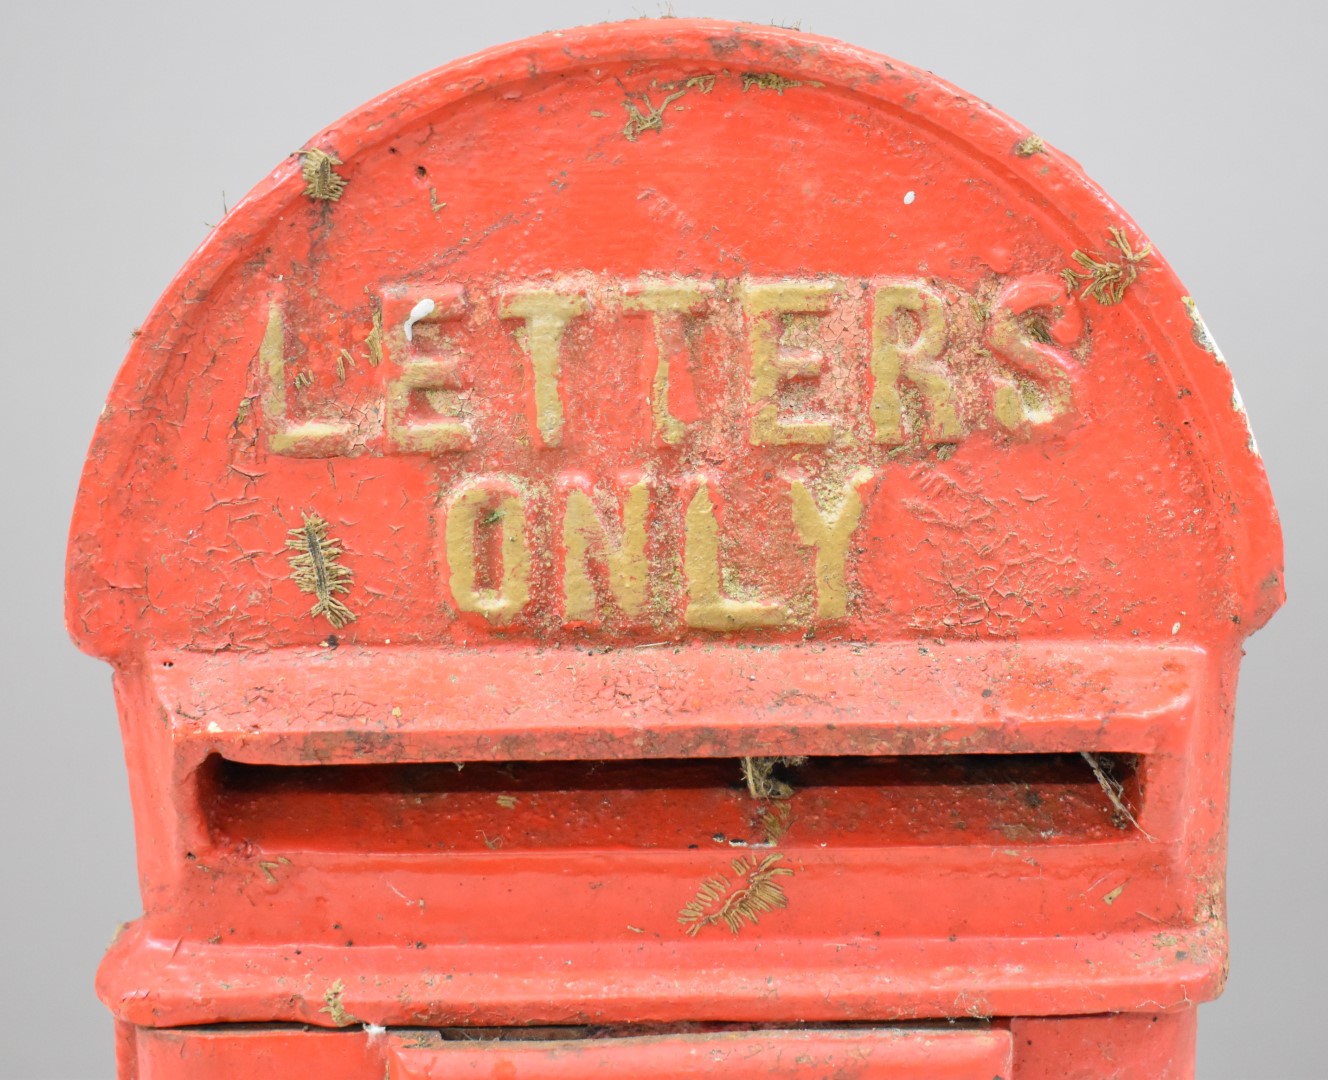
[1182,296,1261,457]
[403,297,435,342]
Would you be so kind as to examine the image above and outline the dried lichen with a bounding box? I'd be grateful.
[616,69,815,142]
[1022,312,1054,345]
[741,72,802,93]
[1014,134,1047,157]
[320,979,358,1026]
[1081,751,1154,841]
[758,801,793,844]
[621,88,686,141]
[365,307,383,366]
[286,512,356,628]
[297,147,347,202]
[678,854,793,935]
[1062,226,1152,305]
[741,755,808,799]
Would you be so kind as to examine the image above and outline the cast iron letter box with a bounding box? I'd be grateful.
[67,20,1283,1079]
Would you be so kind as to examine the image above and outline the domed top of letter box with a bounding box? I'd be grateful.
[67,21,1281,674]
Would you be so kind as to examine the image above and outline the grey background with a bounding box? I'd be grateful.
[1,2,1320,1077]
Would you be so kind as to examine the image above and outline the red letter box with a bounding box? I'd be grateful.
[67,20,1283,1079]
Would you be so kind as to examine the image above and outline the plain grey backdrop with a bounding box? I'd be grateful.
[2,2,1321,1077]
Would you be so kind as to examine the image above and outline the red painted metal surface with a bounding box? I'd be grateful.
[67,18,1282,1078]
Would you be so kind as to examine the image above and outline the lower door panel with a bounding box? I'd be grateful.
[392,1027,1012,1078]
[126,1013,1198,1079]
[128,1024,1012,1079]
